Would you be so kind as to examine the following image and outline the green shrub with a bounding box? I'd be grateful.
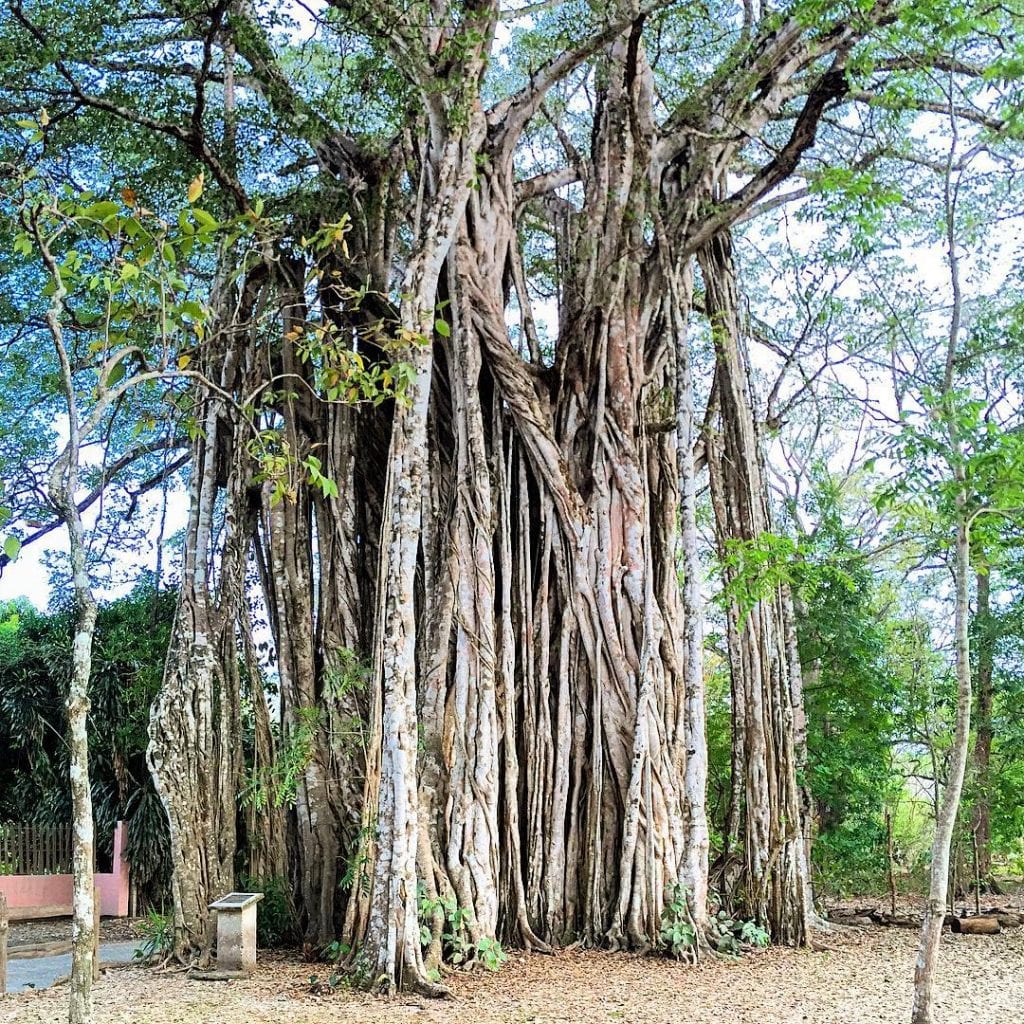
[134,910,173,961]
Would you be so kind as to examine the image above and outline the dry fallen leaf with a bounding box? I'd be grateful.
[2,893,1023,1024]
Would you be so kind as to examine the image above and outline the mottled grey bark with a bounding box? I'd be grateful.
[37,225,98,1024]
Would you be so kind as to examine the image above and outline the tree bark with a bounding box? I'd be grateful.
[911,521,973,1024]
[970,570,994,881]
[354,87,490,990]
[669,259,711,932]
[701,231,812,944]
[37,221,98,1024]
[911,117,976,1024]
[147,296,253,960]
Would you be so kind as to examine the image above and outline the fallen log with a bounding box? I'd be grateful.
[869,910,920,929]
[831,905,1019,933]
[950,916,1001,935]
[828,906,878,920]
[981,907,1024,928]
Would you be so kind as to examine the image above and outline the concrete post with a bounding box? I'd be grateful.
[208,893,264,976]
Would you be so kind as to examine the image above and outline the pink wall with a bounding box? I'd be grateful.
[0,821,129,919]
[96,821,130,916]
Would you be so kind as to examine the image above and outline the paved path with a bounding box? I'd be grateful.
[6,941,144,992]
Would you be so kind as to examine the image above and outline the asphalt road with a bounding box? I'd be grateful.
[6,942,145,992]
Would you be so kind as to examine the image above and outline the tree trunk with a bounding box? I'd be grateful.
[65,574,97,1024]
[39,227,98,1024]
[354,102,489,992]
[240,610,289,884]
[970,570,994,881]
[886,809,898,918]
[911,520,973,1024]
[701,232,812,944]
[148,309,253,960]
[911,123,976,1024]
[477,29,698,951]
[670,260,711,932]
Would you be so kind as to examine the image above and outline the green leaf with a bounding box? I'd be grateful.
[192,209,218,232]
[434,318,451,337]
[3,536,21,560]
[82,201,120,221]
[106,359,126,387]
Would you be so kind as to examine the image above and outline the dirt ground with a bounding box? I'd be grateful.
[9,917,141,949]
[3,923,1022,1024]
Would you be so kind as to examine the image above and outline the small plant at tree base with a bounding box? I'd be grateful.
[417,887,508,971]
[307,972,345,994]
[475,935,508,972]
[308,941,363,992]
[659,883,697,959]
[707,908,770,955]
[739,920,770,948]
[322,939,351,963]
[134,910,173,961]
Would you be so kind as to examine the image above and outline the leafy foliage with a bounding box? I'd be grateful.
[417,887,508,973]
[0,583,174,903]
[133,910,174,962]
[659,884,697,959]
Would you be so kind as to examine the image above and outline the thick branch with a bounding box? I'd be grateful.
[683,62,848,255]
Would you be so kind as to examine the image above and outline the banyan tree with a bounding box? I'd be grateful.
[3,0,997,993]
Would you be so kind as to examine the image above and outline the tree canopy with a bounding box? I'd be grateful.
[1,2,1024,1021]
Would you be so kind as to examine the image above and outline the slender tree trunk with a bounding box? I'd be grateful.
[38,224,98,1024]
[66,589,97,1024]
[911,519,973,1024]
[672,262,710,931]
[970,570,994,881]
[360,324,439,993]
[355,107,488,992]
[912,120,975,1024]
[886,809,898,918]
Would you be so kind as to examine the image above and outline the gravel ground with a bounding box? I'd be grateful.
[2,926,1022,1024]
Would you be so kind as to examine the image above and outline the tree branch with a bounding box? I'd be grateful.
[683,61,849,255]
[7,0,250,211]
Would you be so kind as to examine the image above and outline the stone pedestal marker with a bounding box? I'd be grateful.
[208,892,264,975]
